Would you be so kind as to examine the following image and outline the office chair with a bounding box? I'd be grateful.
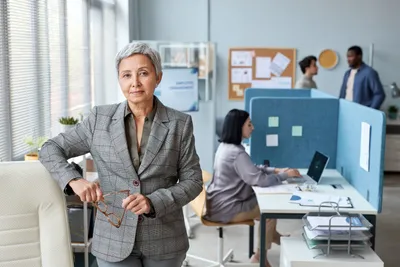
[0,161,74,267]
[183,170,255,267]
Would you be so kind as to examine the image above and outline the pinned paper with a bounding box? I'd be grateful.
[292,126,302,136]
[360,122,371,172]
[232,84,243,96]
[231,51,253,67]
[270,52,291,77]
[251,80,278,89]
[268,117,279,127]
[255,57,271,78]
[266,134,278,147]
[271,77,292,88]
[231,68,252,84]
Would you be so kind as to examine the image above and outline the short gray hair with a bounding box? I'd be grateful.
[115,42,162,76]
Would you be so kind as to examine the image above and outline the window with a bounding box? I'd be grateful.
[0,0,116,161]
[66,0,92,119]
[0,0,51,161]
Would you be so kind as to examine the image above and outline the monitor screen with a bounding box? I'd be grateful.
[307,151,329,182]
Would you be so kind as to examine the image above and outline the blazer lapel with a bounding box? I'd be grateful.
[110,101,137,179]
[138,98,169,175]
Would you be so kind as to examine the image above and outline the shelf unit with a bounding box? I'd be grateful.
[385,119,400,172]
[141,40,216,102]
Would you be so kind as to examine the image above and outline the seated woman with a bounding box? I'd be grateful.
[205,109,301,266]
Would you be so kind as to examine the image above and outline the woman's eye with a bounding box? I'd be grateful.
[123,74,131,78]
[139,72,148,76]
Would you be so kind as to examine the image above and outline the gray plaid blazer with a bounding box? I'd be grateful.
[39,98,203,262]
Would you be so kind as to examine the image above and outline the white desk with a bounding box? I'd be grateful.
[279,237,383,267]
[254,169,378,267]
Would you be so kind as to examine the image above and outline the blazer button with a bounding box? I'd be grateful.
[138,215,143,223]
[133,180,140,187]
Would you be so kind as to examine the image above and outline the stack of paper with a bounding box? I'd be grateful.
[252,184,298,194]
[306,216,368,231]
[303,225,370,241]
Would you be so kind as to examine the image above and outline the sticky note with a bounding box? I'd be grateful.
[292,126,302,136]
[268,117,279,127]
[266,134,278,147]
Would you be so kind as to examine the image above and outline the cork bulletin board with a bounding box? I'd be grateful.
[228,47,297,100]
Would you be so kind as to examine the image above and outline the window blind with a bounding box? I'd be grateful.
[48,0,69,131]
[0,0,94,161]
[66,0,92,119]
[0,1,11,161]
[7,0,50,159]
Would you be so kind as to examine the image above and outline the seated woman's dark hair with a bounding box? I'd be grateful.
[219,109,249,145]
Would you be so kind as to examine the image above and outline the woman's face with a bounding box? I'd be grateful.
[242,117,254,139]
[118,54,162,105]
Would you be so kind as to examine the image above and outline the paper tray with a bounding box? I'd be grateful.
[302,212,373,231]
[302,233,371,250]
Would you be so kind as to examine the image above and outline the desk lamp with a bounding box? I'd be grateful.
[390,82,400,98]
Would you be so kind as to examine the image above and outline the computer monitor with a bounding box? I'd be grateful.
[306,151,330,183]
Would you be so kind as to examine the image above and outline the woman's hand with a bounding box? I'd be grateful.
[122,194,152,215]
[285,168,301,177]
[69,179,103,202]
[274,168,288,174]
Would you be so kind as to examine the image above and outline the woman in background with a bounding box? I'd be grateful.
[205,109,301,266]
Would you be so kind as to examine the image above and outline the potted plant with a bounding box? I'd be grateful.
[59,116,79,132]
[23,136,48,161]
[388,105,398,120]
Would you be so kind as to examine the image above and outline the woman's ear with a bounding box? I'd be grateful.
[156,72,163,85]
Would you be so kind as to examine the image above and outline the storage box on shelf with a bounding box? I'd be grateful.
[385,119,400,172]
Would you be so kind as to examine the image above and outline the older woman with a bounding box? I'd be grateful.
[39,42,203,267]
[205,109,301,267]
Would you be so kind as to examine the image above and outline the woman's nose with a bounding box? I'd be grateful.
[131,75,141,87]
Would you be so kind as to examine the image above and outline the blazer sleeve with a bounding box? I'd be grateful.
[234,152,288,187]
[368,70,386,109]
[339,73,347,99]
[146,115,203,219]
[39,107,97,190]
[255,164,276,174]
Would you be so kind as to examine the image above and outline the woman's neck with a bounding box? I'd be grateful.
[128,98,154,119]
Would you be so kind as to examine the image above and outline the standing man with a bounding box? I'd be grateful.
[339,46,385,109]
[295,55,318,89]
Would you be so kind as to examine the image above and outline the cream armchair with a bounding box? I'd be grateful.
[0,161,74,267]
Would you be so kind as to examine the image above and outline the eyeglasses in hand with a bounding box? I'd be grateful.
[93,190,130,228]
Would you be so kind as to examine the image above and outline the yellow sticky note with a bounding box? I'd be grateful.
[292,126,302,136]
[268,117,279,127]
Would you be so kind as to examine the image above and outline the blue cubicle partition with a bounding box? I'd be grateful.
[310,89,337,99]
[249,97,338,169]
[245,89,337,113]
[244,89,336,144]
[336,100,386,212]
[248,94,385,213]
[244,89,310,113]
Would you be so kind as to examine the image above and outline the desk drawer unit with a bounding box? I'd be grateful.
[279,237,383,267]
[385,134,400,172]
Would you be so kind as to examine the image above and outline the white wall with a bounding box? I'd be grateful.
[210,0,400,116]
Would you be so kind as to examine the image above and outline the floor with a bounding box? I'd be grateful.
[76,173,400,267]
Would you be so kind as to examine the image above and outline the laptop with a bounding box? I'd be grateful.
[286,151,330,185]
